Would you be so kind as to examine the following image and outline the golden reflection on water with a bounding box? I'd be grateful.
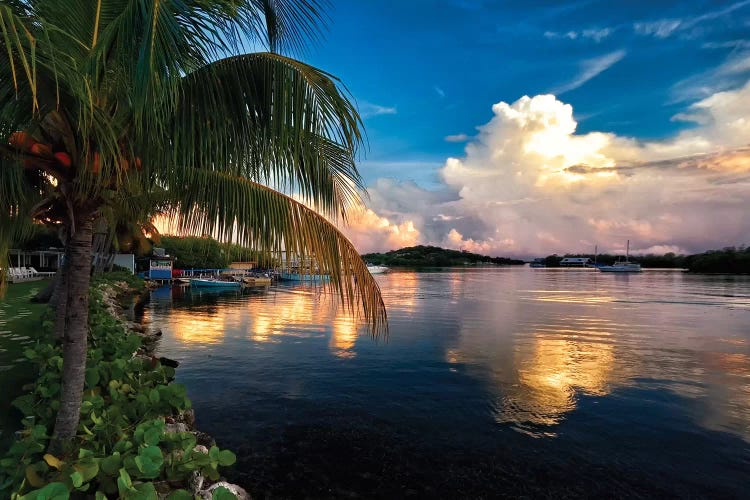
[447,313,626,434]
[380,271,419,313]
[330,315,358,359]
[507,333,617,428]
[169,310,227,345]
[158,285,367,359]
[248,291,316,343]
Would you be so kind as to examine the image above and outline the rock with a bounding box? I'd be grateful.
[189,471,205,493]
[194,431,216,448]
[165,422,189,434]
[193,444,209,454]
[199,482,251,500]
[159,356,180,368]
[178,408,196,427]
[152,480,173,496]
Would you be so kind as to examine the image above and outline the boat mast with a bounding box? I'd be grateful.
[594,245,598,266]
[626,240,630,263]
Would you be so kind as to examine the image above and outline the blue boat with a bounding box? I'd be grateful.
[190,278,242,288]
[279,271,330,282]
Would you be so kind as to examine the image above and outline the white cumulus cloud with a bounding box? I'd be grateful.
[346,85,750,258]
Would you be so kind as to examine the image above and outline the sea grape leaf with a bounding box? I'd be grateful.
[18,482,70,500]
[134,446,163,478]
[212,486,237,500]
[217,450,236,467]
[132,481,158,500]
[144,427,162,446]
[43,454,64,470]
[70,471,84,488]
[85,368,100,388]
[74,459,99,482]
[100,452,122,476]
[25,465,46,488]
[148,389,160,404]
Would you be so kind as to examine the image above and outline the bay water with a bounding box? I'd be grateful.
[144,268,750,498]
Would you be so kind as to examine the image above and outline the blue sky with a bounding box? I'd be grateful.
[301,1,750,256]
[306,0,750,186]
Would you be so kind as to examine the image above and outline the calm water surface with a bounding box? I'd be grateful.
[143,268,750,498]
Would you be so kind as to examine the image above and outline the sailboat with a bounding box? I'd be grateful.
[598,240,642,273]
[586,245,600,268]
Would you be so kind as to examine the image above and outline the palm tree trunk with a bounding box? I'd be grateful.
[52,257,69,339]
[51,213,93,446]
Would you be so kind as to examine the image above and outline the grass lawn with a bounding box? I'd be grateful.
[0,280,51,445]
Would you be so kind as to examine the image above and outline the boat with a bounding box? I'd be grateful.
[366,264,389,274]
[190,278,242,288]
[279,271,330,282]
[599,240,642,273]
[242,275,272,286]
[529,258,546,268]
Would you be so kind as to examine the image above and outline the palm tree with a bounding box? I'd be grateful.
[0,0,386,448]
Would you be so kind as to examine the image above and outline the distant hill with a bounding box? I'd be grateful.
[362,245,525,267]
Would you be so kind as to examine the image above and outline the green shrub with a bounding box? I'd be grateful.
[0,279,236,499]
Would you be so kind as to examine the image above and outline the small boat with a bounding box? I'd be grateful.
[190,278,242,288]
[599,240,642,273]
[279,271,331,282]
[529,258,546,268]
[366,264,389,274]
[242,276,272,286]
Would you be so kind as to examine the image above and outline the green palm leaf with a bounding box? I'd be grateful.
[164,168,386,332]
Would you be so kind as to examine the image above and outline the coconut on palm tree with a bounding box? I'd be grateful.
[0,0,386,448]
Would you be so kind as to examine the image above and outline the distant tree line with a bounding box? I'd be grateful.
[540,246,750,273]
[14,230,750,274]
[158,236,271,269]
[362,245,525,267]
[683,247,750,273]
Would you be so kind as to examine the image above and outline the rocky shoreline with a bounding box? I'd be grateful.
[100,280,251,499]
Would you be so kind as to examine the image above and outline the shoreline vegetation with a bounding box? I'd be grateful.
[0,272,245,499]
[539,246,750,273]
[362,245,525,268]
[363,245,750,274]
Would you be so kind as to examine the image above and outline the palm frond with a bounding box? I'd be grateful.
[0,4,39,110]
[155,51,364,218]
[164,168,387,334]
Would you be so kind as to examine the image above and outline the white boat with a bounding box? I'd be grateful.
[599,240,642,273]
[366,264,389,274]
[190,278,242,288]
